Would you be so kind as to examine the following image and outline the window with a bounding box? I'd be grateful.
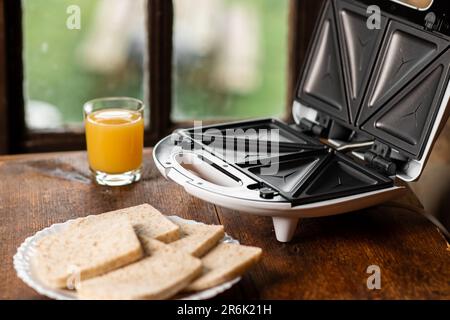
[23,0,147,129]
[172,0,288,121]
[0,0,324,154]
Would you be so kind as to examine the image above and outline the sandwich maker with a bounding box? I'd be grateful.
[154,0,450,242]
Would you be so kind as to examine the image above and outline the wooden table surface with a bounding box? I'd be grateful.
[0,149,449,300]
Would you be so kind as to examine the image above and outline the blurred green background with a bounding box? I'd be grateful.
[23,0,288,128]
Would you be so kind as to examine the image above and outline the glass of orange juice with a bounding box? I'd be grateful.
[84,97,144,186]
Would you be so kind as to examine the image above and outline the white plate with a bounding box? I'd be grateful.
[13,215,241,300]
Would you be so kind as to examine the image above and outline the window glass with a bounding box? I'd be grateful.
[23,0,147,129]
[172,0,288,121]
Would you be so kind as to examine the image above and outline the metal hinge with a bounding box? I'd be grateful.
[363,141,397,176]
[297,114,329,137]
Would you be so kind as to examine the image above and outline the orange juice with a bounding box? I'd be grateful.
[85,108,144,174]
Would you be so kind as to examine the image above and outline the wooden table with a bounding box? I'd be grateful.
[0,149,449,300]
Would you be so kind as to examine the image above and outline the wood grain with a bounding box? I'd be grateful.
[0,149,449,299]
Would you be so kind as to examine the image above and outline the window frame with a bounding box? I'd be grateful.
[0,0,7,154]
[0,0,323,154]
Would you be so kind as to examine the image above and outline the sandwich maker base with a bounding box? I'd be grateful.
[154,0,450,242]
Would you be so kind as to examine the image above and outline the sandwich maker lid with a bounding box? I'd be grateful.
[295,0,450,180]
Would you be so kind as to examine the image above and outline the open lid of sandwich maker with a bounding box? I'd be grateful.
[293,0,450,182]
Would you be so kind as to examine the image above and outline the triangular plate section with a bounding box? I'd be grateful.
[296,153,393,205]
[362,50,450,158]
[247,153,329,197]
[335,1,387,123]
[304,159,376,195]
[374,67,441,145]
[191,119,323,147]
[212,145,311,167]
[297,2,349,122]
[254,157,320,193]
[358,21,448,125]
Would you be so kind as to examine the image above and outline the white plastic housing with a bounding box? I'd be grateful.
[153,136,405,242]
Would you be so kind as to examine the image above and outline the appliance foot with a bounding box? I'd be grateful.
[272,217,299,242]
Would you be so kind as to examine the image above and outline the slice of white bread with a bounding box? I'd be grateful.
[184,243,262,292]
[169,221,224,257]
[105,204,180,243]
[33,214,143,289]
[77,239,202,300]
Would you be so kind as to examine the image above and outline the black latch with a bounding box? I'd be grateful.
[259,187,278,199]
[172,135,196,151]
[363,142,396,176]
[171,133,184,145]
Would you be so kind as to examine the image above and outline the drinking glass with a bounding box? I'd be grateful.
[84,97,144,186]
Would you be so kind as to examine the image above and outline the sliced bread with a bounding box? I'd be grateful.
[106,204,180,243]
[77,239,202,300]
[34,214,143,289]
[184,243,262,292]
[169,221,224,257]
